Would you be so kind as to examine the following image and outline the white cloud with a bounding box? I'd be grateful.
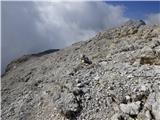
[34,2,129,47]
[145,13,160,25]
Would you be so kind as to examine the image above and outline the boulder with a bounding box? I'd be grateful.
[120,101,141,116]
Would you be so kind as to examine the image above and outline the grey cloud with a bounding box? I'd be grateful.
[145,13,160,25]
[1,2,52,73]
[35,2,129,46]
[1,1,128,74]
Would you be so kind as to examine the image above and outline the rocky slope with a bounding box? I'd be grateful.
[1,20,160,120]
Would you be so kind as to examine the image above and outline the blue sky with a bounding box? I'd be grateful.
[107,1,160,19]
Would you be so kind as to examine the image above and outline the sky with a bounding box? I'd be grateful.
[107,1,160,20]
[1,1,160,74]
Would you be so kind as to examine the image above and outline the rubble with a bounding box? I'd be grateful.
[1,20,160,120]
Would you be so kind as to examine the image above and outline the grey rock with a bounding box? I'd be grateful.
[140,46,155,58]
[124,20,146,27]
[120,101,141,115]
[56,93,81,119]
[80,54,92,64]
[1,20,160,120]
[152,102,160,120]
[137,110,151,120]
[111,113,134,120]
[145,92,160,120]
[72,87,84,96]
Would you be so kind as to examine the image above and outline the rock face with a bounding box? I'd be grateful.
[1,20,160,120]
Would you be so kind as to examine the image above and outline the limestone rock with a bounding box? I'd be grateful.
[120,101,141,115]
[1,20,160,120]
[55,93,81,119]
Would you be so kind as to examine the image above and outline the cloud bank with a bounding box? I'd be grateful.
[1,2,52,73]
[2,1,160,74]
[2,1,129,73]
[35,2,128,47]
[145,13,160,25]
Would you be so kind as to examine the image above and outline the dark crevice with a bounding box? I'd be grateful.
[139,101,144,112]
[149,110,155,120]
[118,115,125,120]
[128,114,137,119]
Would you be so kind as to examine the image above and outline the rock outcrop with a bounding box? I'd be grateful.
[1,20,160,120]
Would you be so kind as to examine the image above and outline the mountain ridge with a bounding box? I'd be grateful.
[2,20,160,120]
[3,49,59,75]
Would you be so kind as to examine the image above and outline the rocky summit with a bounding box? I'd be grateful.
[1,20,160,120]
